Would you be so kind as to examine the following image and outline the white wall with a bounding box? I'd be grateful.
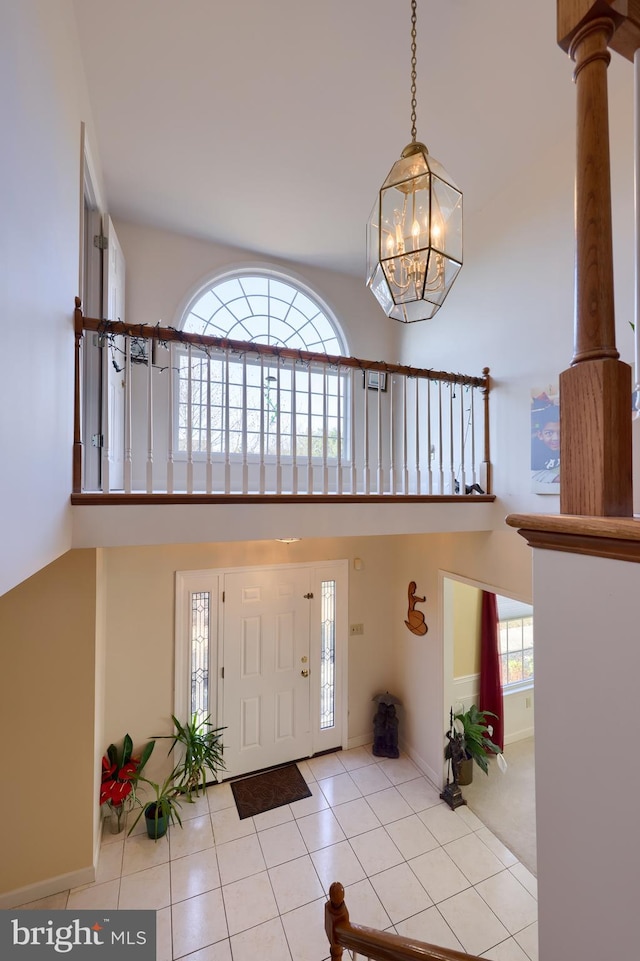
[0,1,100,596]
[399,53,636,519]
[533,547,640,961]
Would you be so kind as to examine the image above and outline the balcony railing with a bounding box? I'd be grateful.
[72,300,492,501]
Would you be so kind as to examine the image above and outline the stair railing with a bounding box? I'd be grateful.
[325,882,484,961]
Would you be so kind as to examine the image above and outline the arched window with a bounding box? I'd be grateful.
[176,269,348,459]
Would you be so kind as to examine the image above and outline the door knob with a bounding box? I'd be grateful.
[301,669,309,677]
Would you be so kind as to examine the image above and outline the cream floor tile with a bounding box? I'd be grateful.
[456,806,485,832]
[296,808,346,852]
[296,759,316,783]
[482,936,533,961]
[289,786,329,818]
[331,797,381,838]
[348,827,404,876]
[514,922,538,961]
[310,839,366,893]
[169,814,215,860]
[306,752,346,780]
[475,828,519,868]
[222,871,279,936]
[252,803,294,831]
[509,863,537,900]
[171,887,228,957]
[369,862,433,924]
[409,847,470,903]
[385,814,440,860]
[156,906,172,961]
[437,887,511,956]
[216,833,265,885]
[340,878,392,930]
[339,746,376,772]
[118,863,171,911]
[210,806,255,845]
[94,838,125,883]
[395,906,464,952]
[207,783,235,813]
[375,756,421,785]
[230,917,292,961]
[365,787,414,825]
[258,820,308,868]
[268,854,325,912]
[121,832,170,877]
[475,871,538,935]
[396,776,443,813]
[179,939,232,961]
[444,833,506,884]
[348,763,393,795]
[317,772,362,806]
[280,897,329,961]
[66,879,120,910]
[170,847,221,902]
[418,804,474,845]
[180,792,213,821]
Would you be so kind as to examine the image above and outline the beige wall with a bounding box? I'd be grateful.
[452,580,481,678]
[0,550,97,895]
[101,536,399,783]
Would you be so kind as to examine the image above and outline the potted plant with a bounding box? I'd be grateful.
[156,713,226,801]
[100,733,155,834]
[128,770,184,840]
[444,705,502,785]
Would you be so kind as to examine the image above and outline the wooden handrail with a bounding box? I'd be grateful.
[325,882,483,961]
[77,308,489,390]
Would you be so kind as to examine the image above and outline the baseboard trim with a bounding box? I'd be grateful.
[400,739,442,790]
[0,866,96,910]
[504,727,534,745]
[347,734,373,750]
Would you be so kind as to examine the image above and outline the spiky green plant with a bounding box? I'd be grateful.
[157,714,226,800]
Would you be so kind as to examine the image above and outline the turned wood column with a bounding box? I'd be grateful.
[558,7,633,516]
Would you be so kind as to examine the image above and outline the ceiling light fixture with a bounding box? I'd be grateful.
[367,0,463,323]
[276,538,301,544]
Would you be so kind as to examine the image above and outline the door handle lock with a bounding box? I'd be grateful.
[301,669,309,677]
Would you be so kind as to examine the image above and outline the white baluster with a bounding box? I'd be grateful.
[427,377,433,494]
[377,374,383,494]
[224,350,230,494]
[186,344,193,495]
[414,377,421,495]
[470,386,477,488]
[350,368,357,493]
[167,343,174,495]
[307,365,313,493]
[449,382,456,494]
[336,365,343,494]
[322,364,329,494]
[146,338,153,493]
[438,380,444,495]
[291,361,298,494]
[259,355,266,494]
[206,355,212,494]
[363,372,370,494]
[387,374,394,494]
[402,375,408,494]
[124,335,132,493]
[459,381,466,495]
[101,334,110,493]
[242,353,248,494]
[275,361,282,494]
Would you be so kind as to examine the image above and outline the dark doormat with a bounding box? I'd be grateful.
[230,763,312,819]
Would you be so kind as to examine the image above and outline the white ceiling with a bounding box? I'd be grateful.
[72,0,574,279]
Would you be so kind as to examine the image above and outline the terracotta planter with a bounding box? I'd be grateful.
[457,757,474,786]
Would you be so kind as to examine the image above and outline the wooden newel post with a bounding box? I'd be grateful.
[325,882,348,961]
[557,3,633,516]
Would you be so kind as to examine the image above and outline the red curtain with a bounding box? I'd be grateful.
[479,590,504,751]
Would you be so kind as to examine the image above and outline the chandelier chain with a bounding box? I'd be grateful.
[410,0,417,142]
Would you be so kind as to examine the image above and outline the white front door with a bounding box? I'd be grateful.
[222,567,312,777]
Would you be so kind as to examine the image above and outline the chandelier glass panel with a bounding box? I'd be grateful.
[366,0,462,323]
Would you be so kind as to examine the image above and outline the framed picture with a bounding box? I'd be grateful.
[531,386,560,494]
[363,370,387,392]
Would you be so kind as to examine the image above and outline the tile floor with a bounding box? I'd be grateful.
[17,749,538,961]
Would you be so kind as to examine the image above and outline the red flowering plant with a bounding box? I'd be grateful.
[100,734,155,833]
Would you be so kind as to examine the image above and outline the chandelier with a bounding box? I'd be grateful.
[367,0,463,323]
